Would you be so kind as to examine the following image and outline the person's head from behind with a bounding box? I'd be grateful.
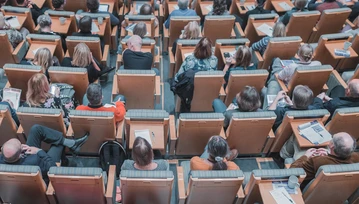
[236,86,261,112]
[272,22,286,38]
[79,16,92,33]
[2,138,22,163]
[26,73,51,106]
[34,48,52,73]
[291,85,313,109]
[178,0,189,10]
[297,44,314,62]
[132,137,153,167]
[329,132,356,158]
[72,43,92,67]
[6,29,23,49]
[87,0,99,12]
[212,0,227,15]
[127,35,142,51]
[182,21,200,39]
[37,14,52,30]
[294,0,307,10]
[234,45,252,68]
[86,83,102,105]
[346,79,359,98]
[139,3,153,15]
[52,0,66,9]
[194,37,212,60]
[207,136,229,170]
[133,22,147,38]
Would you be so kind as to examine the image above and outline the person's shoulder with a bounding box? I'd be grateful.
[190,157,210,170]
[121,160,136,170]
[154,159,169,170]
[226,161,240,170]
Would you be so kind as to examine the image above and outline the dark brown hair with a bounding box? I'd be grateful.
[194,37,212,60]
[236,86,261,112]
[207,136,229,170]
[132,137,153,166]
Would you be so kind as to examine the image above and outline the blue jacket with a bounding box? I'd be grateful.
[164,8,197,29]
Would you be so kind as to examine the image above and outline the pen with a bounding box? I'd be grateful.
[282,192,294,203]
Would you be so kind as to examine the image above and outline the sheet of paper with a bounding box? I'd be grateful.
[99,4,109,12]
[7,17,20,28]
[278,2,292,10]
[256,23,273,37]
[3,88,21,110]
[134,129,153,146]
[184,52,193,58]
[173,5,179,9]
[270,187,296,204]
[246,5,255,10]
[267,95,277,107]
[206,4,213,11]
[272,181,298,194]
[91,22,100,33]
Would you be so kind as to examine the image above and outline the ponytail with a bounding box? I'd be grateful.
[212,156,228,170]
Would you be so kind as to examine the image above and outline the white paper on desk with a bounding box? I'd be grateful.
[99,4,109,12]
[299,120,332,145]
[246,5,255,10]
[278,2,292,10]
[7,17,20,28]
[256,23,273,37]
[206,4,213,11]
[270,187,296,204]
[267,95,277,107]
[3,88,21,110]
[173,5,179,9]
[91,22,100,33]
[184,52,193,58]
[135,129,153,146]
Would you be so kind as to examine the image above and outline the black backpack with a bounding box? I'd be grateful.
[99,141,126,177]
[170,69,199,113]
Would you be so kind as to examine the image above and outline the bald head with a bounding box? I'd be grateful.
[127,35,142,51]
[2,138,22,163]
[347,79,359,98]
[331,132,356,158]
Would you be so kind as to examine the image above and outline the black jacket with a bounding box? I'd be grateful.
[323,97,359,116]
[241,7,271,30]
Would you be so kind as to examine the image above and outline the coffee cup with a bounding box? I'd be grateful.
[288,175,300,189]
[59,17,66,25]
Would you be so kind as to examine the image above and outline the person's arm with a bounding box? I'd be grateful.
[223,57,232,74]
[307,0,318,11]
[312,96,325,109]
[37,149,57,172]
[290,148,318,181]
[110,13,120,26]
[114,101,126,122]
[251,37,268,52]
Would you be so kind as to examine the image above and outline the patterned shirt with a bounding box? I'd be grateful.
[251,36,270,56]
[175,55,218,81]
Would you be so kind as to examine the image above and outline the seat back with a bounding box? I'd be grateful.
[191,71,224,111]
[1,6,35,32]
[69,110,116,154]
[66,36,103,62]
[287,65,333,96]
[244,13,279,45]
[226,111,276,155]
[175,39,200,73]
[45,10,78,35]
[169,16,201,46]
[26,34,64,62]
[244,168,306,204]
[120,170,174,204]
[63,0,87,12]
[309,8,351,43]
[326,107,359,145]
[48,66,89,104]
[0,164,48,204]
[176,113,224,155]
[203,15,235,45]
[3,64,42,100]
[115,70,156,109]
[214,38,250,69]
[125,15,156,38]
[339,32,359,71]
[270,109,330,153]
[260,36,302,69]
[303,163,359,204]
[286,11,321,42]
[0,105,18,146]
[225,69,268,106]
[48,167,106,204]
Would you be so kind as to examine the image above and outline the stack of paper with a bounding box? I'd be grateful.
[278,2,292,10]
[125,23,137,32]
[229,50,236,57]
[7,17,20,28]
[3,88,21,110]
[91,22,100,33]
[272,181,298,194]
[256,23,273,37]
[135,129,153,146]
[298,120,332,145]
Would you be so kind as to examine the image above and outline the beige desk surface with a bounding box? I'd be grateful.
[271,1,294,13]
[35,17,71,34]
[91,19,107,36]
[253,22,275,37]
[237,2,256,14]
[259,182,305,204]
[26,43,57,59]
[200,2,213,16]
[324,42,358,59]
[291,119,330,148]
[5,14,26,30]
[32,0,45,8]
[129,122,165,150]
[168,2,178,14]
[180,47,195,60]
[220,46,237,64]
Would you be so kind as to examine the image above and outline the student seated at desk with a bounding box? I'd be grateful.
[0,14,29,37]
[240,0,270,30]
[72,16,104,52]
[16,0,45,26]
[37,14,67,52]
[121,4,159,28]
[117,22,150,53]
[171,21,200,56]
[280,0,308,25]
[164,0,197,29]
[86,0,120,27]
[190,136,239,170]
[251,22,286,56]
[122,137,169,171]
[52,0,66,11]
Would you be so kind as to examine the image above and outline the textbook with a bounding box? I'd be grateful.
[134,129,153,146]
[2,88,21,110]
[298,120,332,145]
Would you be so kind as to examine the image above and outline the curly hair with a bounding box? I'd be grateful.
[212,0,227,15]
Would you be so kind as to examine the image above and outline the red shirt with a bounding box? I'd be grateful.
[76,101,126,122]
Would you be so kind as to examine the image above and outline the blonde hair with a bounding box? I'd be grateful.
[297,44,313,62]
[72,43,92,67]
[26,73,51,107]
[272,22,286,38]
[34,48,52,73]
[182,21,200,39]
[234,45,252,68]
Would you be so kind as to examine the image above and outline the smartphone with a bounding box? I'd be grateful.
[240,6,245,10]
[224,52,231,58]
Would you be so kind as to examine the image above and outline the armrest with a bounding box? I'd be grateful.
[274,73,289,93]
[66,123,74,137]
[253,51,263,68]
[219,127,226,139]
[262,129,275,154]
[105,165,116,204]
[236,186,245,204]
[234,22,245,38]
[346,19,355,29]
[46,182,57,204]
[112,74,119,100]
[169,115,177,155]
[177,166,187,204]
[116,120,124,144]
[101,45,110,67]
[116,54,122,69]
[219,86,226,101]
[155,76,161,104]
[331,70,348,89]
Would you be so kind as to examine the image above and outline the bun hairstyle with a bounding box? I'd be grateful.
[298,44,314,62]
[207,136,230,170]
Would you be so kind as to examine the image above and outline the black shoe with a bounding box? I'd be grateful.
[69,133,89,154]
